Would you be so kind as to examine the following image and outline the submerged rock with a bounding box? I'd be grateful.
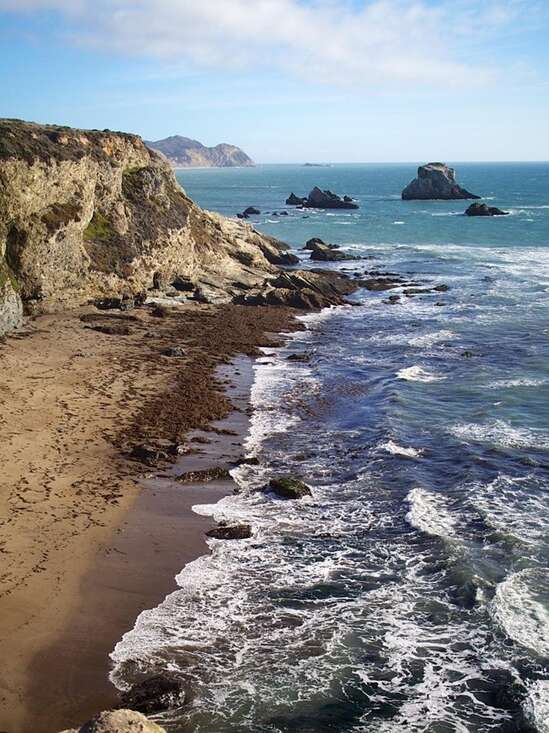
[267,477,312,499]
[402,163,480,200]
[119,676,187,714]
[465,202,509,216]
[59,709,167,733]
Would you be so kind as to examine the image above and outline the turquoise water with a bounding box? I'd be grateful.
[175,163,549,249]
[113,164,549,732]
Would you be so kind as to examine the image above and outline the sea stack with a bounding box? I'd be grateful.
[401,163,480,200]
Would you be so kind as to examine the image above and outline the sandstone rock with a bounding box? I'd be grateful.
[0,119,282,334]
[59,709,166,733]
[119,676,187,715]
[465,203,509,216]
[402,163,480,200]
[267,477,312,499]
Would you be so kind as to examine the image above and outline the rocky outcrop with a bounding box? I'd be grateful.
[145,135,254,168]
[236,269,358,309]
[402,163,480,200]
[0,119,285,335]
[307,239,360,262]
[465,203,509,216]
[286,187,358,209]
[59,709,166,733]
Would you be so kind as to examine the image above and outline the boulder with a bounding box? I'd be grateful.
[119,676,187,715]
[206,522,252,540]
[286,192,307,205]
[402,163,480,200]
[58,709,167,733]
[267,477,312,499]
[160,346,185,357]
[171,275,195,292]
[310,243,360,262]
[465,203,509,216]
[242,207,260,216]
[303,237,337,251]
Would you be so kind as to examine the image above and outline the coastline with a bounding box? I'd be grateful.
[0,301,299,733]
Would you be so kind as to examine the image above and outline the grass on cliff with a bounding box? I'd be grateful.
[0,258,19,293]
[83,212,115,241]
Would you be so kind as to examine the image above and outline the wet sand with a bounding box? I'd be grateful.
[0,303,299,733]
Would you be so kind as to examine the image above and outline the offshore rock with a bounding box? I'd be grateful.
[267,477,312,499]
[0,119,283,334]
[58,709,167,733]
[402,163,480,200]
[288,187,358,209]
[465,202,509,216]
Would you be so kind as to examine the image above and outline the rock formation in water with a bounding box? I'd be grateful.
[401,163,480,200]
[465,202,508,216]
[286,187,358,209]
[0,119,287,334]
[145,135,254,168]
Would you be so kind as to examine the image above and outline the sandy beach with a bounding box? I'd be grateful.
[0,301,298,733]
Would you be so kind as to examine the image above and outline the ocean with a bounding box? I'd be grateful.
[111,163,549,732]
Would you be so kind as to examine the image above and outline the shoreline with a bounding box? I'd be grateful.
[0,302,299,733]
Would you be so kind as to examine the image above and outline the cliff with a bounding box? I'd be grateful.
[145,135,254,168]
[0,120,277,334]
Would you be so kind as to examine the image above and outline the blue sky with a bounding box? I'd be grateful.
[1,0,548,162]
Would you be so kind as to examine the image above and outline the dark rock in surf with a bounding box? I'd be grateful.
[243,206,261,216]
[207,522,252,540]
[465,203,509,216]
[305,187,359,209]
[402,163,480,200]
[119,675,187,715]
[267,477,312,499]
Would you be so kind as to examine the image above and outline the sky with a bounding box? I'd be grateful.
[1,0,548,162]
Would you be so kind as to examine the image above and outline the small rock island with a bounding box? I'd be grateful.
[286,187,358,209]
[465,202,509,216]
[402,162,480,200]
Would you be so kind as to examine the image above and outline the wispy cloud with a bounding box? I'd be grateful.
[0,0,541,88]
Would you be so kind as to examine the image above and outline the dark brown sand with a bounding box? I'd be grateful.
[0,303,299,733]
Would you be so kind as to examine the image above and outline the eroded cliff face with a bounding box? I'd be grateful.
[0,119,278,334]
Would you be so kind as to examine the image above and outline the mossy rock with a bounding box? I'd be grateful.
[83,211,115,241]
[268,477,312,500]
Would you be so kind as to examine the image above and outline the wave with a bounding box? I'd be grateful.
[407,330,456,348]
[450,420,549,451]
[486,377,548,389]
[381,440,423,458]
[397,365,445,382]
[491,568,549,657]
[405,487,458,540]
[525,680,549,733]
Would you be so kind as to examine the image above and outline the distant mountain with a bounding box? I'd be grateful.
[145,135,254,168]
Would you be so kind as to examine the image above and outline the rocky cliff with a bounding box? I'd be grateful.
[401,162,480,200]
[145,135,254,168]
[0,120,279,334]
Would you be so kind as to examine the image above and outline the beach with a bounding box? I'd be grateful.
[0,301,298,733]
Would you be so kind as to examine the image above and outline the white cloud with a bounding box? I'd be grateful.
[0,0,539,88]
